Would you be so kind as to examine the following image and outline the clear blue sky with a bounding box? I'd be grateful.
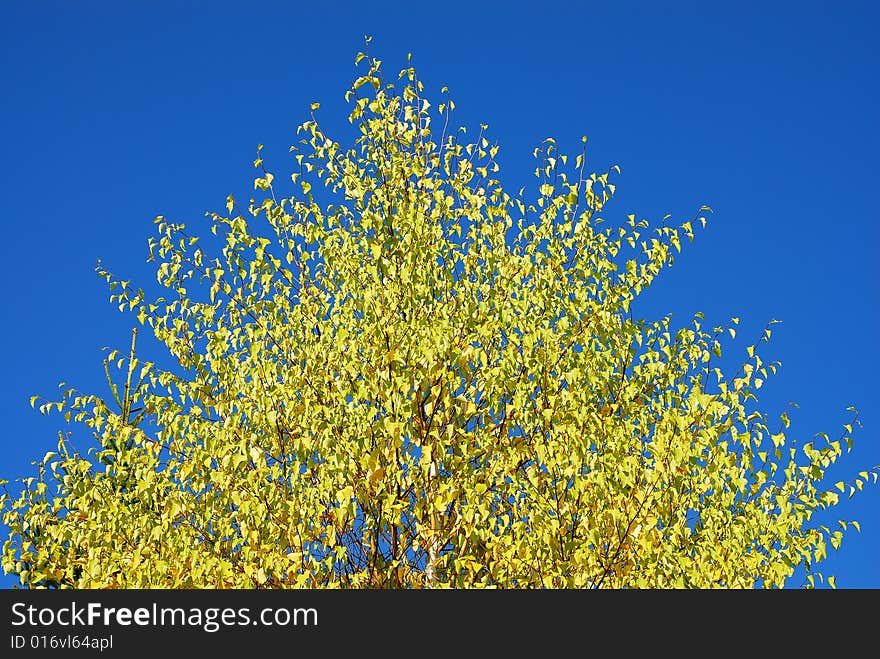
[1,1,877,587]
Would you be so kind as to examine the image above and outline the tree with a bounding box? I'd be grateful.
[2,48,876,589]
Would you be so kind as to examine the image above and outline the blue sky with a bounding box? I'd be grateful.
[1,1,877,587]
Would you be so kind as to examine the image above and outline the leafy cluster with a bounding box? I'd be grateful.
[2,48,876,588]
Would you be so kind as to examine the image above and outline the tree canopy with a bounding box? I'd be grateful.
[2,48,876,588]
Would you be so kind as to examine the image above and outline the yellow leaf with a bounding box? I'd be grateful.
[370,467,385,487]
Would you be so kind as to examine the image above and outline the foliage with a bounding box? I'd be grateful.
[2,47,877,588]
